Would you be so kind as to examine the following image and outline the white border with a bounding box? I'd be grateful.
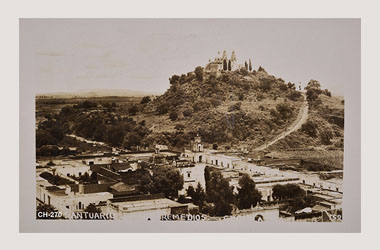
[1,0,379,248]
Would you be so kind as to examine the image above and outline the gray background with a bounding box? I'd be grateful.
[19,18,361,232]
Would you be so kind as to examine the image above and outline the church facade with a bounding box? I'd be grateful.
[205,50,243,73]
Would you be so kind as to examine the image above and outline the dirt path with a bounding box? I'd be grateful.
[254,94,309,151]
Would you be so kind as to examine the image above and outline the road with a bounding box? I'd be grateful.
[255,94,309,151]
[67,134,108,146]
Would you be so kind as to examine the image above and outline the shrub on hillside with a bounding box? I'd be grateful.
[320,130,334,145]
[140,96,151,104]
[279,83,288,91]
[259,77,275,92]
[287,91,302,101]
[301,121,318,138]
[287,82,296,90]
[323,89,332,97]
[256,93,265,101]
[258,66,267,73]
[157,103,169,114]
[128,105,138,115]
[276,103,293,120]
[239,67,248,75]
[169,74,180,85]
[193,100,210,112]
[169,111,178,121]
[194,66,203,81]
[182,108,193,117]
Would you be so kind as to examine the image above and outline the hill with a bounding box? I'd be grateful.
[133,66,305,150]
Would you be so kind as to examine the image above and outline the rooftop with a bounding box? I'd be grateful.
[110,198,186,213]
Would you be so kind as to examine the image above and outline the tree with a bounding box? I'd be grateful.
[83,203,105,220]
[140,96,151,104]
[249,59,252,71]
[237,174,262,209]
[305,79,321,91]
[323,89,332,97]
[151,165,184,198]
[208,74,217,89]
[223,59,227,71]
[194,66,203,81]
[169,75,180,85]
[84,203,102,214]
[128,105,138,115]
[187,185,195,197]
[80,172,91,183]
[212,143,218,150]
[124,132,142,150]
[93,124,107,141]
[169,111,178,121]
[189,182,206,208]
[206,170,234,216]
[182,108,193,117]
[204,166,211,191]
[306,88,320,103]
[287,91,302,101]
[272,184,305,201]
[90,172,98,182]
[301,121,318,138]
[157,103,169,114]
[138,168,154,194]
[258,66,266,73]
[320,130,333,145]
[259,78,273,92]
[240,67,248,75]
[228,60,231,71]
[107,125,125,146]
[276,103,293,120]
[179,74,187,84]
[36,130,58,148]
[245,61,248,69]
[288,82,296,90]
[50,126,65,141]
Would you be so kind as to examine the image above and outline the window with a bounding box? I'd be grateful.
[187,172,191,178]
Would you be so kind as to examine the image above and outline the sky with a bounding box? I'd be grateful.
[20,19,360,96]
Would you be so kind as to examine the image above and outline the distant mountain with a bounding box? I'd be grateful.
[37,89,161,98]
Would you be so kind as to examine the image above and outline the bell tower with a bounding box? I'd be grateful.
[230,51,237,70]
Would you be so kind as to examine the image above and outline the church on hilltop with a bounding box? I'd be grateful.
[205,50,247,73]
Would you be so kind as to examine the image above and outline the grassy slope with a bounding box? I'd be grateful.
[267,94,344,170]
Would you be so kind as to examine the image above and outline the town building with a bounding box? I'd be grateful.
[36,179,113,219]
[105,194,188,220]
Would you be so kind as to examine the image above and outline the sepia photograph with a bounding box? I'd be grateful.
[19,18,361,232]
